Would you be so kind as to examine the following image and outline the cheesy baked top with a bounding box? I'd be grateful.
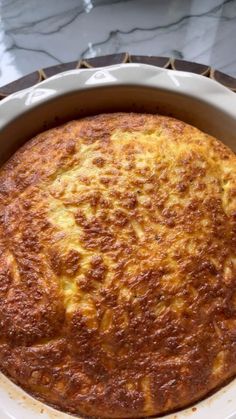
[0,113,235,418]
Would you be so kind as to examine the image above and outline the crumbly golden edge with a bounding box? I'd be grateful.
[0,113,235,418]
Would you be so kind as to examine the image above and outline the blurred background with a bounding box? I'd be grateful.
[0,0,235,87]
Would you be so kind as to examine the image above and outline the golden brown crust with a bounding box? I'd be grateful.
[0,113,236,417]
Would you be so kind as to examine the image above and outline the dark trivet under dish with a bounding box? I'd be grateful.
[0,53,235,99]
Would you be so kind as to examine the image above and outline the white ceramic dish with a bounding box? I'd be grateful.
[0,63,235,419]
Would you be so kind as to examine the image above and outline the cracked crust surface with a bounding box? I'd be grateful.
[0,113,236,418]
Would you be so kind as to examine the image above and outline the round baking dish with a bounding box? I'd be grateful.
[0,63,236,419]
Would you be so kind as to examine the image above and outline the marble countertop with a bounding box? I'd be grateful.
[0,0,235,87]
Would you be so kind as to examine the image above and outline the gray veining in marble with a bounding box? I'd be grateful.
[0,0,235,87]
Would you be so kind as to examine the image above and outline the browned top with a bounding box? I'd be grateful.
[0,113,236,418]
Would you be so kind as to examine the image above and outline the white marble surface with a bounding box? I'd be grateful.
[0,0,235,87]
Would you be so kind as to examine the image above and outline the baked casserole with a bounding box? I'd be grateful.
[0,113,235,418]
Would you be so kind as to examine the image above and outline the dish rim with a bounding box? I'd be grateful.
[0,63,236,130]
